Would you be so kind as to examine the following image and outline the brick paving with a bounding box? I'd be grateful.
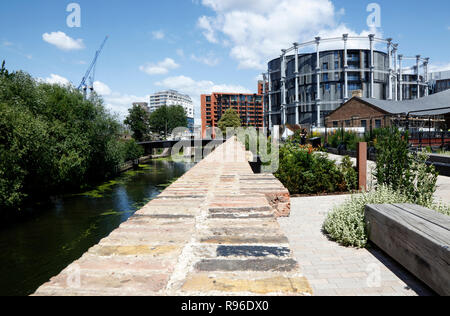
[34,138,311,296]
[278,195,436,296]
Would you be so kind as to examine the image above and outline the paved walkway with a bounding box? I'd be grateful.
[278,195,435,296]
[34,138,311,296]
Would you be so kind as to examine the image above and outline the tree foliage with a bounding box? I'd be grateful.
[124,104,150,142]
[217,108,241,132]
[148,105,187,138]
[0,63,142,214]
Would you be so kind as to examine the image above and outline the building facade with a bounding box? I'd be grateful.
[430,70,450,94]
[262,35,430,130]
[149,90,195,131]
[325,90,450,132]
[201,85,264,137]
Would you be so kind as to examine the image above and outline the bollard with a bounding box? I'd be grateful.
[357,142,367,192]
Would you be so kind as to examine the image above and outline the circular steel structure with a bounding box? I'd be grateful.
[262,34,430,128]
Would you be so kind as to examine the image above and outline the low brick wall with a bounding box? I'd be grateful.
[33,138,309,296]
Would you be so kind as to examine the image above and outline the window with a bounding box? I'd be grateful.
[335,61,339,69]
[335,72,339,80]
[361,120,367,129]
[323,73,329,81]
[206,96,211,102]
[333,121,338,128]
[323,62,329,70]
[375,120,382,129]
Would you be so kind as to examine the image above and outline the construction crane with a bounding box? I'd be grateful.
[78,36,109,98]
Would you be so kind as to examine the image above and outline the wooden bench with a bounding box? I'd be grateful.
[365,204,450,296]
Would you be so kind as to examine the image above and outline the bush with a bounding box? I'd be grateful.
[275,143,356,195]
[323,186,411,248]
[122,139,144,162]
[339,156,358,192]
[323,185,450,248]
[326,129,363,151]
[374,127,438,206]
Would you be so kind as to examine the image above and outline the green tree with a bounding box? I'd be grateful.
[217,108,242,132]
[148,105,187,138]
[0,64,127,215]
[124,104,150,142]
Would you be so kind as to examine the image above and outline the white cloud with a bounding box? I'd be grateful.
[139,58,180,75]
[429,62,450,73]
[156,75,252,120]
[102,92,149,120]
[191,52,220,66]
[197,0,381,69]
[197,16,219,44]
[152,30,165,40]
[2,41,13,47]
[41,74,71,86]
[93,81,112,96]
[42,31,85,51]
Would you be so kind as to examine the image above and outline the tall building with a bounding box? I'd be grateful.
[430,71,450,94]
[149,90,195,131]
[201,84,264,137]
[261,34,430,130]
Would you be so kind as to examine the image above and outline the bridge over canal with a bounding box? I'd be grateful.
[34,137,312,296]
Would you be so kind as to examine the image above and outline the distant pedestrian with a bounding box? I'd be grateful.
[300,129,308,145]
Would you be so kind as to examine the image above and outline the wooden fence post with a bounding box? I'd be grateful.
[357,142,367,192]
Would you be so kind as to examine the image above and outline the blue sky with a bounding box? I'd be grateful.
[1,0,450,123]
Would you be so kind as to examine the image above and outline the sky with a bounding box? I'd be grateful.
[1,0,450,124]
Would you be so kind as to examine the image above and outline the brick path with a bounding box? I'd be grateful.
[34,138,312,296]
[278,195,435,296]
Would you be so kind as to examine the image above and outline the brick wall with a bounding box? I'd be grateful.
[325,98,388,128]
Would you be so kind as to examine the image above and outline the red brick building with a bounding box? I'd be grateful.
[201,83,264,137]
[325,90,450,130]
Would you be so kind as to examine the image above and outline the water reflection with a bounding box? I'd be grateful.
[0,160,193,296]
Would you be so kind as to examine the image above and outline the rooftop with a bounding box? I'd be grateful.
[356,89,450,116]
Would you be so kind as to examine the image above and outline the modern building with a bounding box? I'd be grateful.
[149,90,195,131]
[261,34,430,130]
[201,84,264,137]
[430,70,450,94]
[325,89,450,131]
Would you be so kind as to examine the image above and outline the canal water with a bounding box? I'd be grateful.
[0,160,193,296]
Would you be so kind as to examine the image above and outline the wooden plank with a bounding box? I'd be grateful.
[393,204,450,230]
[365,204,450,296]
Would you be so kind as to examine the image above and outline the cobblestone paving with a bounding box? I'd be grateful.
[278,195,436,296]
[34,138,311,296]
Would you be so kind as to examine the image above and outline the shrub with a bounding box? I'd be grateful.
[323,185,450,248]
[122,139,144,162]
[374,127,438,206]
[275,143,353,195]
[326,129,363,150]
[323,186,411,248]
[339,156,358,192]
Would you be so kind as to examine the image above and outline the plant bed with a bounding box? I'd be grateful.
[274,142,358,196]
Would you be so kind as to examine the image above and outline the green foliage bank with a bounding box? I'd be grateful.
[0,63,142,214]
